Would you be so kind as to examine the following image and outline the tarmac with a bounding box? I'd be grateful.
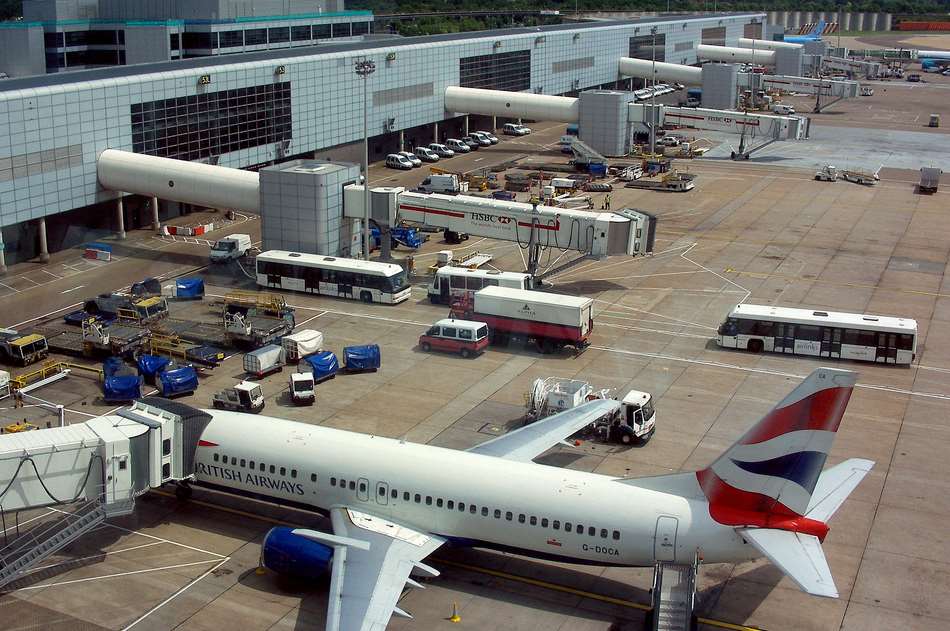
[2,67,950,631]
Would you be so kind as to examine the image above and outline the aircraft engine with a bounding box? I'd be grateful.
[262,527,333,580]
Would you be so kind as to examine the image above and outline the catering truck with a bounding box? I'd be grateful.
[451,286,594,353]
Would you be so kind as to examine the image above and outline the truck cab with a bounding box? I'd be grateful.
[290,372,315,405]
[616,390,656,444]
[0,330,49,366]
[213,381,265,413]
[210,234,252,263]
[815,165,838,181]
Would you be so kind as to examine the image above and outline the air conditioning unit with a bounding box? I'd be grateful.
[384,118,396,132]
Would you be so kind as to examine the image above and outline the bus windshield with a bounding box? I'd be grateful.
[388,271,408,291]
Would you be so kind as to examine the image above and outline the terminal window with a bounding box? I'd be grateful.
[629,34,666,62]
[701,26,726,47]
[460,50,531,92]
[130,82,292,161]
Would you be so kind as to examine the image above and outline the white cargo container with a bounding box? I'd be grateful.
[0,369,9,399]
[281,329,324,362]
[456,286,594,352]
[243,344,286,378]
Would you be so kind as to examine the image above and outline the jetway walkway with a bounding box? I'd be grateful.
[0,399,211,587]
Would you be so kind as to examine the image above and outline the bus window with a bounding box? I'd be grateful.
[857,330,876,347]
[797,325,820,341]
[752,321,774,336]
[897,334,914,350]
[450,275,466,289]
[484,278,499,287]
[465,277,483,290]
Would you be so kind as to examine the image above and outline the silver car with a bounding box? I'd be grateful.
[429,143,455,158]
[445,138,471,153]
[476,130,499,144]
[398,151,423,167]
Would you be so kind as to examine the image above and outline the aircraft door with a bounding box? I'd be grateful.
[357,477,369,502]
[654,515,679,562]
[376,481,389,506]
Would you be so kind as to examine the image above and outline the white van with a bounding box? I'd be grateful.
[386,153,413,170]
[550,177,576,192]
[210,233,252,263]
[445,138,471,153]
[772,104,796,115]
[414,146,440,162]
[503,123,531,136]
[429,143,455,158]
[418,174,465,195]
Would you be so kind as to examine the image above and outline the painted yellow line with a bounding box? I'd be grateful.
[723,267,950,299]
[151,490,764,630]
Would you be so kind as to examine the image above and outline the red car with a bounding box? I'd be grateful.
[419,319,489,358]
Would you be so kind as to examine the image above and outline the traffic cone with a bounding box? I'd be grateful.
[255,566,267,575]
[448,602,461,623]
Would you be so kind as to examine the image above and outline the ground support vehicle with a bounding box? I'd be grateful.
[815,165,838,181]
[102,357,143,403]
[210,234,253,263]
[526,377,657,444]
[304,351,339,383]
[157,365,199,397]
[0,330,49,366]
[281,330,324,363]
[290,372,315,405]
[919,167,941,193]
[256,251,410,305]
[419,319,489,358]
[244,345,287,378]
[451,286,594,354]
[427,266,531,305]
[212,381,265,413]
[342,345,380,373]
[84,293,169,324]
[840,168,880,185]
[623,171,696,192]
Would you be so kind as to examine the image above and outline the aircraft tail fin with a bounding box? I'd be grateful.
[811,20,826,37]
[737,527,838,597]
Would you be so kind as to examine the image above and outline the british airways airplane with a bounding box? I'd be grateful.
[189,367,872,630]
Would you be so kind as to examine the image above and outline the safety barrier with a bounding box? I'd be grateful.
[898,21,950,31]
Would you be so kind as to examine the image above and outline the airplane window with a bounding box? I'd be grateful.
[553,520,560,530]
[565,523,572,532]
[259,463,265,472]
[481,507,488,517]
[505,511,513,521]
[612,530,620,540]
[448,500,455,510]
[340,478,346,487]
[576,524,584,534]
[311,473,317,482]
[348,481,355,491]
[494,509,501,518]
[415,494,421,503]
[280,467,286,476]
[458,503,466,512]
[436,498,443,507]
[391,489,398,499]
[518,514,526,524]
[291,470,297,479]
[240,459,246,467]
[359,482,366,492]
[379,487,387,496]
[213,454,219,462]
[600,529,608,538]
[330,477,337,486]
[231,457,237,465]
[270,465,276,474]
[404,492,410,501]
[250,461,255,469]
[530,516,537,526]
[469,505,476,514]
[541,518,549,528]
[588,526,596,536]
[425,496,432,505]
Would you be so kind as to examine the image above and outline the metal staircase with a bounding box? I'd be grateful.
[568,138,607,167]
[0,494,130,590]
[650,552,700,631]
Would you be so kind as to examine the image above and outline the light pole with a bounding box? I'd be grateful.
[355,57,376,260]
[649,26,657,156]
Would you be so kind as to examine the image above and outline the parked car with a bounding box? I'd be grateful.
[469,132,493,147]
[414,146,440,162]
[460,136,481,150]
[429,143,455,157]
[445,138,471,153]
[503,123,531,136]
[398,151,423,167]
[385,153,413,170]
[476,130,499,144]
[419,318,490,359]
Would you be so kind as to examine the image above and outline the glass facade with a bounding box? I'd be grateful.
[268,27,290,43]
[219,30,244,48]
[245,28,267,46]
[701,26,727,46]
[460,50,531,92]
[130,82,292,161]
[291,25,311,41]
[629,34,666,62]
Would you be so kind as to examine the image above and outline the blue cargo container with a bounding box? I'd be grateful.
[158,366,199,397]
[342,344,380,372]
[304,351,339,382]
[104,375,143,402]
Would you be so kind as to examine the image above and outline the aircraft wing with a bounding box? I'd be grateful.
[315,507,445,631]
[467,399,619,462]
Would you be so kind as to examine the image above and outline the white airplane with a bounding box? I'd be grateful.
[189,367,873,630]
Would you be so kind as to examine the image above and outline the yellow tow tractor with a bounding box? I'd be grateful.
[0,329,50,366]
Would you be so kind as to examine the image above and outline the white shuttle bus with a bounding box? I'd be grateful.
[717,303,917,365]
[428,266,532,304]
[256,250,411,304]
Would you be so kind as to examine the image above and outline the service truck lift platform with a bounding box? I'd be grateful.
[0,398,212,589]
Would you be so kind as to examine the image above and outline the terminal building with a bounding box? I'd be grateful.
[0,9,766,268]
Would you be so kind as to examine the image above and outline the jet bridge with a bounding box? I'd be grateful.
[0,398,211,588]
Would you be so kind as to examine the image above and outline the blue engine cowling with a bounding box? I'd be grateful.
[262,527,334,581]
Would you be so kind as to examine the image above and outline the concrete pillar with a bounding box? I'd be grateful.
[492,115,497,130]
[463,115,469,136]
[37,216,49,263]
[399,130,404,152]
[151,196,161,233]
[0,238,6,274]
[116,195,126,240]
[433,122,439,144]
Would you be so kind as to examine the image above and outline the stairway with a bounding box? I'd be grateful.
[651,556,699,631]
[0,498,108,590]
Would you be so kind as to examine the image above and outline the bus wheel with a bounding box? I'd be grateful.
[360,291,373,303]
[460,348,472,359]
[748,339,764,353]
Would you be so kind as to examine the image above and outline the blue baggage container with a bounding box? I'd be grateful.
[137,354,171,382]
[342,344,380,372]
[175,277,205,299]
[159,365,198,397]
[103,356,128,377]
[104,375,143,402]
[304,351,339,382]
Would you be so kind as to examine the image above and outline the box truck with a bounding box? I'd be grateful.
[452,286,594,353]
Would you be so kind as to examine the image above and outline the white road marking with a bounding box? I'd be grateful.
[10,559,223,592]
[0,510,56,535]
[60,285,85,294]
[28,540,166,573]
[39,269,62,279]
[121,558,231,631]
[293,311,328,329]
